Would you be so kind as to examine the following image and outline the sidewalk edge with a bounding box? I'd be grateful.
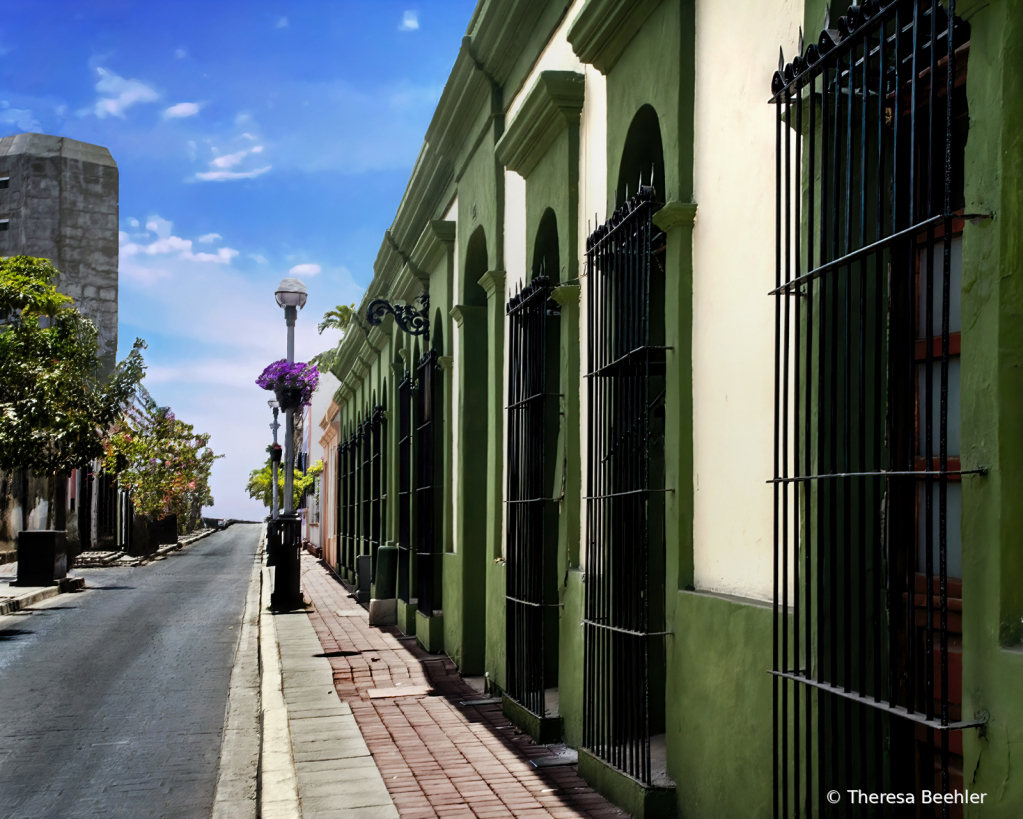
[211,528,264,819]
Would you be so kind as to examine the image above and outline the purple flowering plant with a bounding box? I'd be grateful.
[256,360,320,405]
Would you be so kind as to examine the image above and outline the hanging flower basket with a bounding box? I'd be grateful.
[256,360,320,409]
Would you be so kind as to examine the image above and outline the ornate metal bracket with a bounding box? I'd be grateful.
[366,291,430,337]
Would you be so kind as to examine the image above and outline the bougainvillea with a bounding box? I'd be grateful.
[255,360,320,405]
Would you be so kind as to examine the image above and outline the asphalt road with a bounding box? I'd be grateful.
[0,523,261,819]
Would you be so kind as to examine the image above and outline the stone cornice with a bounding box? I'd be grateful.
[478,270,506,301]
[495,71,584,178]
[470,0,555,86]
[410,220,456,274]
[367,325,389,352]
[567,0,663,75]
[318,400,341,431]
[653,201,698,232]
[551,283,581,306]
[449,304,485,328]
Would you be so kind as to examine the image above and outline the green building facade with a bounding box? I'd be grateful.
[315,0,1023,815]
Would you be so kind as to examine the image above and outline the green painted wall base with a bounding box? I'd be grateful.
[416,611,444,654]
[578,748,677,819]
[396,599,417,636]
[502,695,563,744]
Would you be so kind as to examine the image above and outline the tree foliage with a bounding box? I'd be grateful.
[0,256,146,477]
[104,387,222,533]
[310,303,355,375]
[246,458,323,511]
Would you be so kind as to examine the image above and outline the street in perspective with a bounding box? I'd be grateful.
[3,1,1023,818]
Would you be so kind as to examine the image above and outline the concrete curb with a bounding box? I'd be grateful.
[260,543,302,819]
[211,528,264,819]
[0,575,85,615]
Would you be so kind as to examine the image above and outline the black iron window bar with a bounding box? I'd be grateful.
[361,415,372,570]
[370,405,386,583]
[339,437,351,572]
[345,425,362,575]
[583,183,668,786]
[398,368,413,603]
[416,349,441,616]
[505,271,561,719]
[769,2,983,816]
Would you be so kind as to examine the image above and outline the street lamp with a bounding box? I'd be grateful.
[268,399,280,521]
[271,276,307,608]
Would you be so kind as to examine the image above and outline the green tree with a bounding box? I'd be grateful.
[0,256,146,528]
[309,303,355,374]
[245,458,322,511]
[104,388,223,534]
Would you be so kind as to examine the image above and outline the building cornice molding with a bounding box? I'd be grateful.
[318,400,341,431]
[449,304,485,328]
[551,283,581,307]
[410,219,456,274]
[567,0,663,75]
[496,71,585,178]
[653,200,698,232]
[477,270,506,301]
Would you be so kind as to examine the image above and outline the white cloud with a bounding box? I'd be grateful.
[249,253,269,265]
[0,103,41,132]
[88,67,159,118]
[276,16,288,28]
[288,263,321,276]
[196,166,272,182]
[120,219,238,265]
[240,132,257,140]
[198,232,222,243]
[175,48,187,59]
[128,217,139,227]
[210,149,250,169]
[399,10,419,31]
[163,101,200,119]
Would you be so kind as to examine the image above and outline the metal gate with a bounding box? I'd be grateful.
[505,273,560,718]
[770,2,979,814]
[583,183,667,785]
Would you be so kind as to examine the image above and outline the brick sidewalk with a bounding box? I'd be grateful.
[301,556,625,819]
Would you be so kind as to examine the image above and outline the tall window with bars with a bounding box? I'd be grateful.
[505,272,561,720]
[397,369,413,603]
[369,405,386,581]
[583,184,668,785]
[416,349,442,616]
[770,1,978,815]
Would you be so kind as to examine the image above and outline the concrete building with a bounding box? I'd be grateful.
[0,133,120,561]
[316,1,1023,816]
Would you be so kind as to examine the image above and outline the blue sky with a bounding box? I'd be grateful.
[0,1,476,519]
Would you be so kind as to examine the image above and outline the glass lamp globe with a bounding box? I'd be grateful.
[275,278,308,309]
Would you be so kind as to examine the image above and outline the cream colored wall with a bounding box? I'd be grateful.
[501,0,606,567]
[691,0,800,601]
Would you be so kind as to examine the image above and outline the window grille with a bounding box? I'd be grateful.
[370,405,386,581]
[416,349,441,616]
[505,272,561,718]
[398,369,413,603]
[770,2,977,815]
[344,427,361,574]
[336,439,346,572]
[362,416,372,566]
[583,184,668,785]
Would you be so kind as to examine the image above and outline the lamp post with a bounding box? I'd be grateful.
[271,277,307,608]
[268,399,280,520]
